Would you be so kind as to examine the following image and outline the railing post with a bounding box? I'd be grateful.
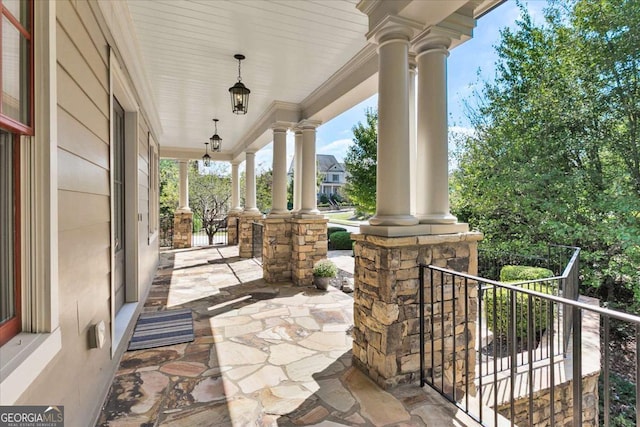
[572,307,582,426]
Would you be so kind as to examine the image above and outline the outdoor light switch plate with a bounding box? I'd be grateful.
[89,320,106,349]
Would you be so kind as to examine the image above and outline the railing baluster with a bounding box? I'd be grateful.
[510,289,517,427]
[478,280,484,423]
[441,270,445,395]
[419,265,425,386]
[452,274,457,403]
[572,307,582,426]
[493,283,498,427]
[528,294,534,427]
[603,316,610,427]
[549,297,555,427]
[431,268,435,385]
[636,323,640,425]
[464,276,469,414]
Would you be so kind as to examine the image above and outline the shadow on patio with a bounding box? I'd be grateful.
[97,245,478,426]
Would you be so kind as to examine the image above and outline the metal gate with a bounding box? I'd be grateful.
[252,222,263,262]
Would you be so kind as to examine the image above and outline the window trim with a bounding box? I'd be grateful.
[0,0,60,405]
[0,0,34,134]
[0,134,21,346]
[148,132,158,244]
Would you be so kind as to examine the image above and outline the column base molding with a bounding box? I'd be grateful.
[359,222,469,237]
[267,210,292,218]
[415,213,458,224]
[368,214,418,226]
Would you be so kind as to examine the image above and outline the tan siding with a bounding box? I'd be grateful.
[57,27,109,116]
[58,148,110,195]
[58,190,110,232]
[58,108,108,168]
[57,65,109,140]
[56,0,108,83]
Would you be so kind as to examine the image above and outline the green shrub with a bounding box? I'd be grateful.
[313,259,337,277]
[327,226,347,236]
[329,231,353,250]
[500,265,554,282]
[485,265,555,339]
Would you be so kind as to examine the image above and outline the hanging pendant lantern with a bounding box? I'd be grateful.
[202,141,211,167]
[210,118,222,152]
[229,54,250,115]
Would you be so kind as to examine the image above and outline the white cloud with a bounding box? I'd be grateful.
[317,138,353,162]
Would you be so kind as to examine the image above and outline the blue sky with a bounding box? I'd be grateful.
[250,1,548,172]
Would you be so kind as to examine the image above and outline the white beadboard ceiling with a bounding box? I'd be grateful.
[126,0,369,159]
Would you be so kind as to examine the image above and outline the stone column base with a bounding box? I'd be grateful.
[227,212,241,246]
[238,212,263,258]
[291,217,328,286]
[351,231,483,389]
[173,211,193,249]
[263,217,292,282]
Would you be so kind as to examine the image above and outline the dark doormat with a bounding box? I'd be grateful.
[127,308,194,351]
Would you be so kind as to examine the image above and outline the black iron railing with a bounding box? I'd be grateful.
[192,217,229,247]
[419,253,640,426]
[252,222,263,262]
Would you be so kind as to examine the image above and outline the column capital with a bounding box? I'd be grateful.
[412,13,475,54]
[296,119,322,131]
[365,15,422,45]
[270,121,291,133]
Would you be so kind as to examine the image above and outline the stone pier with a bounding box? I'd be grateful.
[227,212,240,246]
[172,211,193,249]
[262,218,293,282]
[238,212,263,258]
[351,231,482,390]
[291,217,328,287]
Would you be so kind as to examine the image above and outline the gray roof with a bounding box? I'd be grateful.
[288,154,345,174]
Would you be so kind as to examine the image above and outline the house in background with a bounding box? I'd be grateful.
[289,154,347,196]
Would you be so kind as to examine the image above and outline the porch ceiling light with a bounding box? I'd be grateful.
[229,54,250,115]
[202,141,211,167]
[210,118,222,152]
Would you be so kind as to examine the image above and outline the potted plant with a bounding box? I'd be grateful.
[312,259,337,290]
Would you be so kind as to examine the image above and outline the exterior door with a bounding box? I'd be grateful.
[113,97,125,312]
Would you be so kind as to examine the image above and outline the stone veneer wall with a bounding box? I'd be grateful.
[172,211,193,249]
[227,213,240,246]
[262,218,292,282]
[238,213,263,258]
[291,218,328,286]
[497,372,599,427]
[352,232,483,390]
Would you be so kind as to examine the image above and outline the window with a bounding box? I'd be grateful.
[148,133,158,242]
[332,174,339,182]
[0,0,33,347]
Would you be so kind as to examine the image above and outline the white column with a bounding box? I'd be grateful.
[299,120,321,215]
[230,161,241,211]
[414,35,456,224]
[293,129,303,212]
[270,125,289,216]
[244,152,259,213]
[368,28,418,226]
[409,58,417,216]
[177,160,190,212]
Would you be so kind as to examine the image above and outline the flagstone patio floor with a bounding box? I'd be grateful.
[97,245,479,426]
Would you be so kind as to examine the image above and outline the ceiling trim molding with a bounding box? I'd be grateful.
[93,0,163,140]
[231,101,301,161]
[160,146,233,162]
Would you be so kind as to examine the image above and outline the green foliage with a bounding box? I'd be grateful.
[344,108,377,216]
[312,259,338,278]
[485,265,555,339]
[329,231,353,250]
[159,159,179,216]
[319,193,330,204]
[327,226,347,236]
[599,372,636,427]
[485,283,554,339]
[451,0,640,299]
[256,168,273,213]
[189,162,231,244]
[500,266,554,282]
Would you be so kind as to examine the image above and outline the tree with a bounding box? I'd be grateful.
[189,162,231,244]
[256,168,273,213]
[159,159,179,216]
[344,108,377,216]
[451,0,640,298]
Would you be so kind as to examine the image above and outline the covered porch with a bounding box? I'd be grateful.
[98,245,479,426]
